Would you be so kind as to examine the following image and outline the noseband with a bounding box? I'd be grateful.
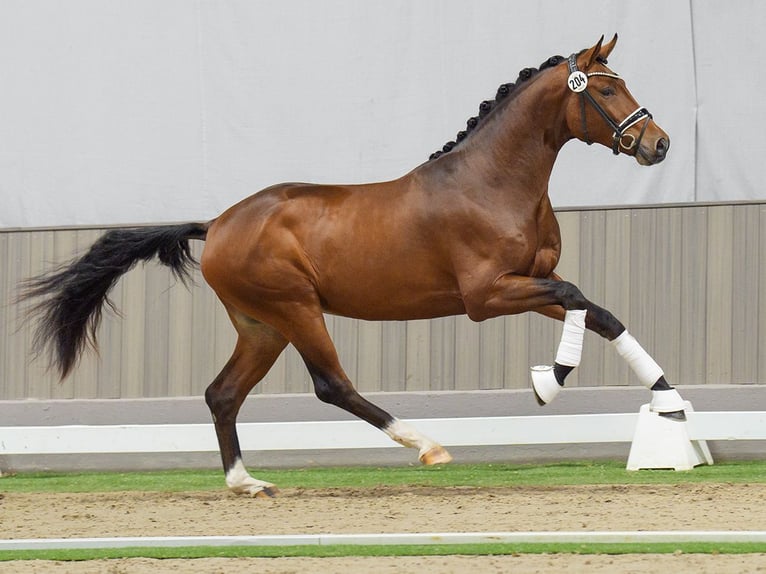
[567,54,652,155]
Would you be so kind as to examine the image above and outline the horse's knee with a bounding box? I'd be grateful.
[554,281,588,310]
[553,281,624,339]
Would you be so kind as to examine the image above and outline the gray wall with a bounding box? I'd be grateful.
[1,1,765,229]
[3,201,764,401]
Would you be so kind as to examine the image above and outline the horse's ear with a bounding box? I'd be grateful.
[600,34,618,61]
[582,35,605,70]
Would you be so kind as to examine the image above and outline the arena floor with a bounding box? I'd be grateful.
[2,482,765,572]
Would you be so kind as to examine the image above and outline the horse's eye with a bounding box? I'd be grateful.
[600,86,616,97]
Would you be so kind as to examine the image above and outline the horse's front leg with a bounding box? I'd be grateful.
[468,275,685,416]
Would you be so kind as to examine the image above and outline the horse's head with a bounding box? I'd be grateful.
[565,35,669,166]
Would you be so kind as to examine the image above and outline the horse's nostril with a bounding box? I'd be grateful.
[656,137,669,156]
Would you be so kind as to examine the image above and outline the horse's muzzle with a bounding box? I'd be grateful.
[654,137,669,161]
[637,136,670,166]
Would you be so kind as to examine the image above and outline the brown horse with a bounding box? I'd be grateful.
[22,35,685,496]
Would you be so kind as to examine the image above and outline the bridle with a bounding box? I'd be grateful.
[567,53,652,156]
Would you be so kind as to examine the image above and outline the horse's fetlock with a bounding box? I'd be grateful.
[650,376,673,391]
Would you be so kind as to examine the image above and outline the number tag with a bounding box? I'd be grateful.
[567,71,588,93]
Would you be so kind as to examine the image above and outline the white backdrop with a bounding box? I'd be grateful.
[0,0,762,228]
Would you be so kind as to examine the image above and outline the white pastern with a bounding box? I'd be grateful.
[383,419,452,464]
[225,459,275,496]
[384,419,441,459]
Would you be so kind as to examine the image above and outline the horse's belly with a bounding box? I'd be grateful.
[318,275,465,321]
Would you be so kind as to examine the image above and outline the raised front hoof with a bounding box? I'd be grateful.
[658,410,687,422]
[650,388,686,415]
[530,365,561,406]
[419,445,453,466]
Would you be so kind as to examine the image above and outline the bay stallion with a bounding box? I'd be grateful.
[23,35,684,496]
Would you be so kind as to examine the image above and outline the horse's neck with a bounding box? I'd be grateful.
[420,74,569,207]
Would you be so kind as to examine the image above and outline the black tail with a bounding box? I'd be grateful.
[19,222,208,379]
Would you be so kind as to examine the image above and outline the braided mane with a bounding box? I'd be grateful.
[429,55,567,161]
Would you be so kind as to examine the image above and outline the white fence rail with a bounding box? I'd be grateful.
[2,411,764,456]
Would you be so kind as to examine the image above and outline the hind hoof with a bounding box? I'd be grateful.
[253,486,280,498]
[419,445,453,465]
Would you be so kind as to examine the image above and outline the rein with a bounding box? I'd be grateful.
[567,54,652,155]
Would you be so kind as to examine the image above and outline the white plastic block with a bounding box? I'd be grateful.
[627,401,713,471]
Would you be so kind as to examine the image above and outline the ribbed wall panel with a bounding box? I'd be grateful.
[2,202,764,400]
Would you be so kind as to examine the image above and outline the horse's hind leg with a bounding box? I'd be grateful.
[204,311,288,497]
[283,309,452,465]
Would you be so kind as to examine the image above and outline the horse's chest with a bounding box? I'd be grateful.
[494,215,561,277]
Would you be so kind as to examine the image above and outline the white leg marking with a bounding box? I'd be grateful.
[225,458,275,496]
[611,330,664,388]
[383,419,451,463]
[384,419,437,455]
